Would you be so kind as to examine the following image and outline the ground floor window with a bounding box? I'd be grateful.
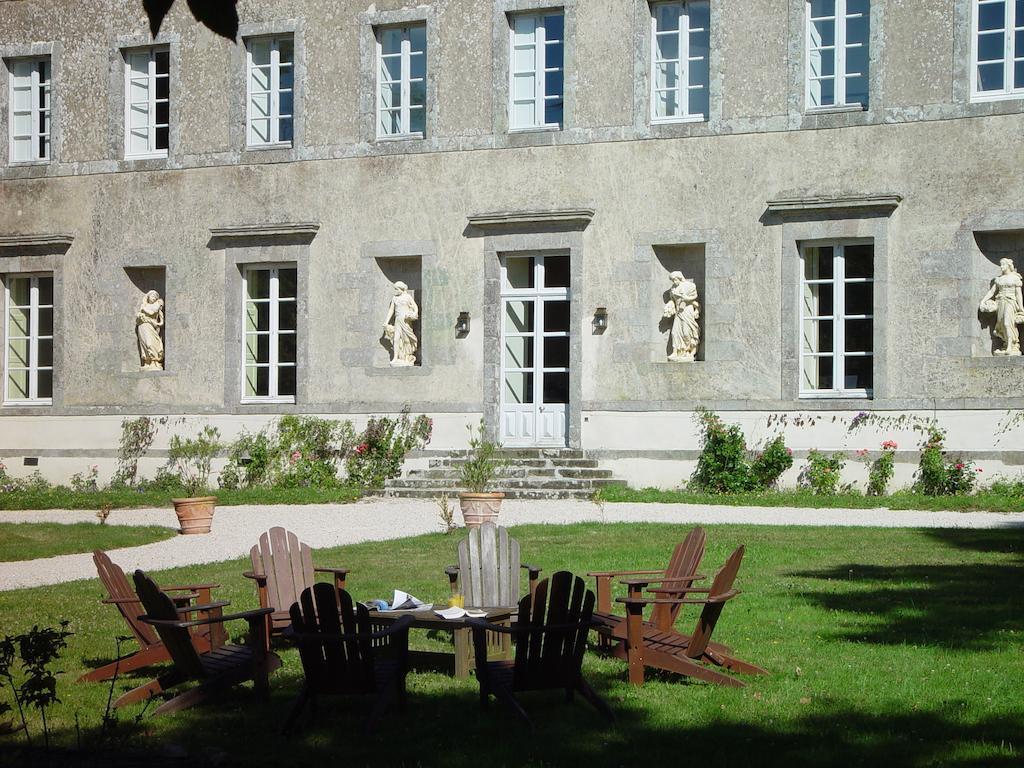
[3,273,53,404]
[800,241,873,397]
[242,264,296,402]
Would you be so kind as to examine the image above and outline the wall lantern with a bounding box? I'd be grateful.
[593,307,608,333]
[456,311,471,336]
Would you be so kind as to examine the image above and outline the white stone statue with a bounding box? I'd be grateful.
[382,280,419,366]
[979,257,1024,356]
[662,270,700,362]
[136,289,165,370]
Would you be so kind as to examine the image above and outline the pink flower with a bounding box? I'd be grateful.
[290,450,302,463]
[881,440,898,450]
[786,448,793,456]
[355,443,369,455]
[955,463,965,470]
[857,449,869,458]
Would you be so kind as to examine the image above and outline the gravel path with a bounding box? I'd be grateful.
[1,499,1020,591]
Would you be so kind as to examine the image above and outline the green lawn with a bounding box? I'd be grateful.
[597,484,1024,514]
[0,485,363,511]
[0,522,177,562]
[0,523,1021,767]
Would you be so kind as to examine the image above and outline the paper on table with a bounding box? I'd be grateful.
[434,606,488,620]
[387,590,430,611]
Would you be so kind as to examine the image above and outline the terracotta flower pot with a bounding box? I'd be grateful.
[458,492,504,528]
[171,496,216,535]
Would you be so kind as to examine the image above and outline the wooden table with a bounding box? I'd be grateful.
[368,606,514,678]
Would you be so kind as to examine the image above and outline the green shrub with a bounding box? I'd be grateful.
[68,465,99,493]
[864,440,898,496]
[915,427,977,496]
[690,410,792,493]
[168,425,221,497]
[345,411,432,489]
[110,416,163,488]
[801,450,845,495]
[458,421,504,493]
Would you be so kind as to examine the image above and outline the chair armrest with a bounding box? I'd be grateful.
[586,569,665,578]
[616,589,740,607]
[101,597,147,605]
[466,617,598,636]
[444,565,459,577]
[619,574,706,587]
[162,583,220,591]
[175,600,230,615]
[140,606,274,629]
[520,563,542,578]
[242,571,267,583]
[284,614,415,643]
[313,567,349,577]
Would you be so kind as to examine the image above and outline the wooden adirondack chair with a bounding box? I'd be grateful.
[602,545,768,687]
[469,571,614,726]
[283,582,414,734]
[444,521,541,676]
[114,570,281,716]
[78,550,226,683]
[243,526,350,644]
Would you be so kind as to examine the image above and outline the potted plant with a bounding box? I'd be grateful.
[168,425,221,534]
[457,421,505,527]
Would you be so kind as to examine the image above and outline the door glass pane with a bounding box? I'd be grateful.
[504,372,534,404]
[543,336,569,368]
[542,372,569,403]
[8,306,29,337]
[844,319,873,353]
[7,337,29,367]
[844,281,872,315]
[6,370,29,400]
[36,369,52,399]
[247,270,270,299]
[802,282,834,317]
[8,278,30,306]
[245,335,260,364]
[249,366,270,397]
[505,301,535,332]
[278,365,296,396]
[543,256,569,288]
[278,333,296,364]
[802,355,833,390]
[505,257,535,289]
[249,38,272,66]
[978,2,1006,32]
[844,244,874,278]
[504,336,534,369]
[246,302,270,332]
[844,355,873,390]
[37,308,53,336]
[802,320,833,354]
[279,301,297,331]
[804,246,834,279]
[543,300,570,332]
[37,338,53,367]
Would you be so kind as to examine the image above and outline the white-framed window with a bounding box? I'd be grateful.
[509,11,564,131]
[245,35,294,148]
[806,0,869,109]
[650,1,710,122]
[377,24,427,138]
[242,265,297,402]
[3,274,54,405]
[799,241,873,397]
[124,47,169,158]
[971,0,1024,100]
[7,57,51,163]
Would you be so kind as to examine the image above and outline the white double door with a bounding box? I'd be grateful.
[500,253,570,447]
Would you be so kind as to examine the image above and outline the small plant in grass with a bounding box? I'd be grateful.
[800,450,845,495]
[436,493,457,534]
[458,421,504,493]
[863,440,897,496]
[915,427,979,496]
[95,502,112,525]
[690,409,792,492]
[345,410,432,489]
[0,622,73,748]
[168,425,221,497]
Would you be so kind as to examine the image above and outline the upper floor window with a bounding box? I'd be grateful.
[242,265,297,402]
[124,47,169,158]
[377,24,427,139]
[7,57,51,163]
[246,35,293,148]
[972,0,1024,100]
[4,274,54,405]
[509,11,564,131]
[651,1,710,122]
[800,242,873,397]
[806,0,869,110]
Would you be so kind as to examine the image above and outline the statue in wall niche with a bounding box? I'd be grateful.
[382,281,419,366]
[663,271,700,362]
[136,290,165,370]
[979,258,1024,356]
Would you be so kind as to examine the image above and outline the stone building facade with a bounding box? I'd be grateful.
[0,0,1022,488]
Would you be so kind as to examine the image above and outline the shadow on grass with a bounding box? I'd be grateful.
[2,683,1020,768]
[791,527,1024,651]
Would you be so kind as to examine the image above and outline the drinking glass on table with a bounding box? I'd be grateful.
[448,592,464,608]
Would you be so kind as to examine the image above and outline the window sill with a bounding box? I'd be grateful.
[804,104,867,115]
[969,91,1024,104]
[244,142,294,152]
[6,159,50,167]
[508,124,562,135]
[376,133,425,143]
[240,397,296,405]
[124,152,169,161]
[2,400,53,407]
[651,115,707,125]
[798,391,872,400]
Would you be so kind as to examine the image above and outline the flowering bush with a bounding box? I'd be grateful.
[915,427,977,496]
[690,410,792,493]
[345,410,433,489]
[865,441,897,496]
[69,465,99,492]
[800,450,845,495]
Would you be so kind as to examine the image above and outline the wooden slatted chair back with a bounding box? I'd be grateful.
[251,527,314,614]
[289,582,376,695]
[457,522,521,608]
[132,570,205,679]
[93,550,159,648]
[512,571,594,690]
[649,527,706,630]
[685,545,745,659]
